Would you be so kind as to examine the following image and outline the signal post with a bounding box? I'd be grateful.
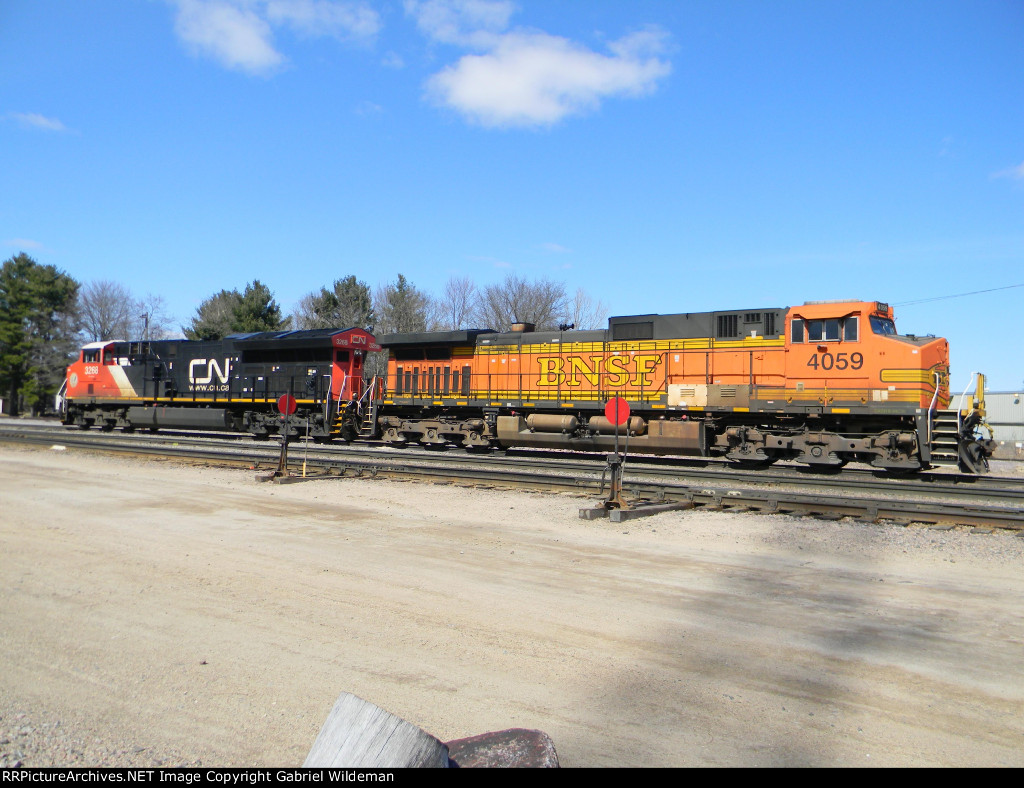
[580,396,693,522]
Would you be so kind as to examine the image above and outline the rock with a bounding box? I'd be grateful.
[446,729,559,768]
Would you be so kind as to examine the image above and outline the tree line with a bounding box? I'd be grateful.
[185,272,607,339]
[0,251,608,416]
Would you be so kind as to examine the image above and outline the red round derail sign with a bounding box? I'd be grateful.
[277,394,297,416]
[605,396,630,426]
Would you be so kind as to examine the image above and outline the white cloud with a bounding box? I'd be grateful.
[170,0,380,75]
[4,238,45,250]
[382,51,405,68]
[540,242,572,253]
[173,0,282,74]
[9,112,67,132]
[426,29,671,128]
[265,0,380,40]
[405,0,516,47]
[354,100,383,115]
[405,1,671,128]
[468,254,510,268]
[992,161,1024,180]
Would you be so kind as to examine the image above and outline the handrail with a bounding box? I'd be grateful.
[55,378,68,414]
[324,372,333,423]
[335,372,348,416]
[353,375,378,416]
[957,372,980,434]
[927,371,941,444]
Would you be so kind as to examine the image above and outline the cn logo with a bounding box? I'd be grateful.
[189,358,231,385]
[350,334,367,345]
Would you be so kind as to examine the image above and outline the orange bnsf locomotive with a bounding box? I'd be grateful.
[59,328,379,440]
[374,300,993,473]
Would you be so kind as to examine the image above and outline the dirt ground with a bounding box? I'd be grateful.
[1,443,1023,768]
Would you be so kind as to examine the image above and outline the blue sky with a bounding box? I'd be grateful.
[2,0,1022,389]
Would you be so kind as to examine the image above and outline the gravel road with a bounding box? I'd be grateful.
[1,444,1023,767]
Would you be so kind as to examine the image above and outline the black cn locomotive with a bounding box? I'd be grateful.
[59,327,379,440]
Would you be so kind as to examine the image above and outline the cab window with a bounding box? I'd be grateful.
[791,316,858,343]
[83,349,100,363]
[808,319,841,342]
[870,316,897,335]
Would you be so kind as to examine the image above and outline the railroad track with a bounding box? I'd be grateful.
[3,421,1023,531]
[6,421,1022,504]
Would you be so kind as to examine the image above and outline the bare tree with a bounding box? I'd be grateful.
[474,274,567,332]
[78,281,179,341]
[78,280,137,341]
[436,276,477,330]
[137,293,177,340]
[562,288,609,331]
[292,292,321,331]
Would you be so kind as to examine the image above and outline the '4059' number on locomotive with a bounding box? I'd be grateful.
[806,352,864,371]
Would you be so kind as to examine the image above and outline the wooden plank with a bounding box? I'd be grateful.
[304,693,449,768]
[609,502,693,522]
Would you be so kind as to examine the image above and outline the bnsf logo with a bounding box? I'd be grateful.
[189,358,231,392]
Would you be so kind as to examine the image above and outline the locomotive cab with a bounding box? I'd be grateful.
[64,341,135,401]
[785,301,950,412]
[328,328,378,403]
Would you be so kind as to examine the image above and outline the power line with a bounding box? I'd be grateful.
[895,282,1024,307]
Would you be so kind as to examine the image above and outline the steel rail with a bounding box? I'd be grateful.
[4,421,1024,504]
[3,427,1022,531]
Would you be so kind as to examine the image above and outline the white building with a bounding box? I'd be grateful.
[987,391,1024,460]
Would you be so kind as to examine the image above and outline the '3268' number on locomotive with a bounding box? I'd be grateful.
[806,352,864,371]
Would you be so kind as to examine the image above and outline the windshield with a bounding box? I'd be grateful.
[870,316,897,336]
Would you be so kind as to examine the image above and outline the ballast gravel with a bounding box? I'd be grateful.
[1,444,1023,768]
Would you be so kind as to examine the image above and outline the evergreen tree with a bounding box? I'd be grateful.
[183,289,243,340]
[374,274,432,334]
[294,276,375,330]
[184,281,291,340]
[0,253,79,416]
[233,280,290,333]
